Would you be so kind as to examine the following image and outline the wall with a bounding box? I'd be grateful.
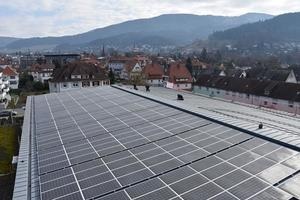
[5,75,19,89]
[193,86,300,115]
[146,79,163,86]
[49,80,110,93]
[166,82,191,90]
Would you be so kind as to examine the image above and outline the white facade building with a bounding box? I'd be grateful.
[0,72,10,109]
[2,66,19,89]
[29,63,55,83]
[49,62,110,93]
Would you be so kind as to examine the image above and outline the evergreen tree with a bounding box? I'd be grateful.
[108,68,115,84]
[186,57,193,74]
[200,48,208,62]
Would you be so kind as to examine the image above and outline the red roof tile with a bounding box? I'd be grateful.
[167,63,192,84]
[2,66,18,76]
[143,63,164,80]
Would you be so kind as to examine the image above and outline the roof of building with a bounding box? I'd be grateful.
[29,63,55,72]
[191,59,210,69]
[246,68,291,82]
[13,86,300,200]
[143,63,164,79]
[168,63,192,84]
[123,61,138,73]
[196,75,300,102]
[2,66,18,76]
[50,61,108,82]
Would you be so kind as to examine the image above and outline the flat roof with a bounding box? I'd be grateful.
[125,85,300,144]
[14,86,300,200]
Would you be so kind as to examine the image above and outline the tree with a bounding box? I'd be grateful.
[108,68,116,84]
[33,82,44,91]
[215,50,222,63]
[19,73,34,90]
[186,57,193,75]
[200,48,208,62]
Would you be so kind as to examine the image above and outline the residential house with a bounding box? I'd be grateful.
[0,72,10,109]
[165,63,192,90]
[108,57,131,78]
[129,63,144,84]
[120,61,141,80]
[29,63,55,83]
[2,66,19,89]
[194,74,300,114]
[190,59,211,77]
[49,61,110,93]
[143,63,164,86]
[245,68,298,83]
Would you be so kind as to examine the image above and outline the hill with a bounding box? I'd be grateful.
[0,37,20,48]
[210,12,300,46]
[2,13,272,52]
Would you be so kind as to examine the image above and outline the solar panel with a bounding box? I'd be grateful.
[23,87,299,200]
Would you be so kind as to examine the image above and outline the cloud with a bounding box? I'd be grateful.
[0,0,299,37]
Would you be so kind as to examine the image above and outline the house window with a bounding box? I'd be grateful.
[216,90,220,94]
[10,76,15,79]
[185,84,188,87]
[151,80,153,83]
[288,101,294,108]
[246,94,250,99]
[62,83,68,88]
[206,87,209,91]
[264,101,268,105]
[225,91,229,95]
[82,75,89,79]
[177,84,180,87]
[72,82,79,87]
[82,81,90,87]
[93,81,99,86]
[9,81,17,85]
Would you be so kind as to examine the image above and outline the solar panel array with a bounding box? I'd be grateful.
[32,87,300,200]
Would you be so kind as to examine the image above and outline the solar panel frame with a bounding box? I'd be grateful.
[25,87,299,200]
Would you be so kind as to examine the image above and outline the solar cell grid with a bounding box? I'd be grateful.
[30,87,299,200]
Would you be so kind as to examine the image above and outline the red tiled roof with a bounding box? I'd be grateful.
[2,66,18,76]
[143,63,164,80]
[167,63,192,83]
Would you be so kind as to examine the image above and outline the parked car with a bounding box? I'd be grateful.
[0,111,17,117]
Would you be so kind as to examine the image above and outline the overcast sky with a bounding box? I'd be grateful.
[0,0,299,38]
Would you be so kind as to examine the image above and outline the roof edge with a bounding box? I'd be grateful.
[13,96,32,200]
